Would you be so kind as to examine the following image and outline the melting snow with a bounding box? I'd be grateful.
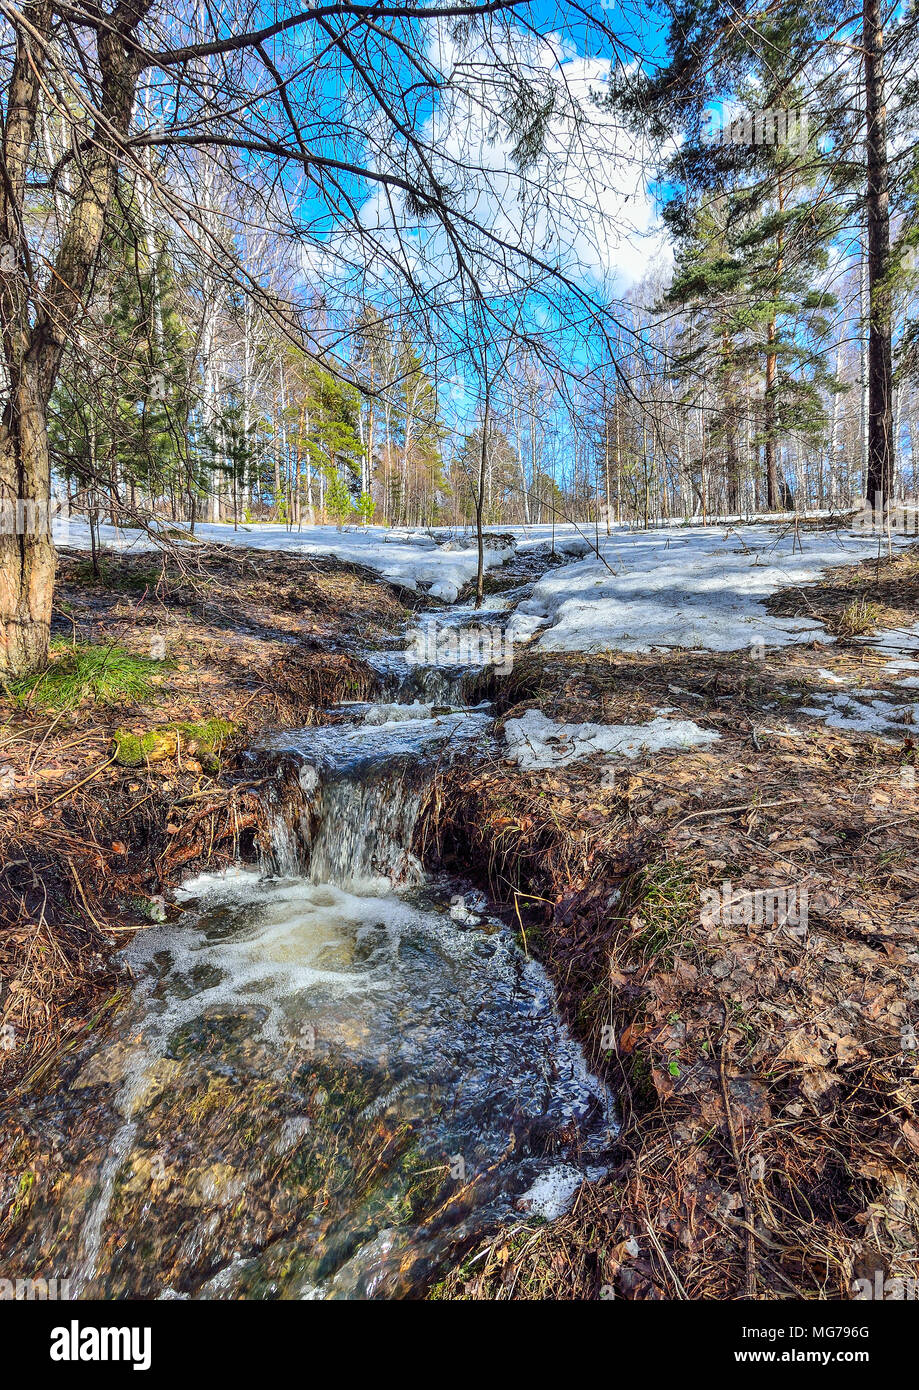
[816,668,849,685]
[503,707,719,771]
[799,692,919,736]
[858,619,919,661]
[54,518,515,603]
[55,515,919,654]
[522,525,919,653]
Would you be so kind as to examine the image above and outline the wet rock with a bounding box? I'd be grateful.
[190,1162,247,1207]
[72,1041,143,1090]
[125,1058,183,1115]
[449,890,489,927]
[271,1116,311,1157]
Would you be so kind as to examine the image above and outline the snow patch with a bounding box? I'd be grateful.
[54,518,515,601]
[524,525,919,654]
[503,707,719,771]
[504,611,549,644]
[800,692,919,735]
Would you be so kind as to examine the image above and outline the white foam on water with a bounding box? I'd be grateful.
[516,1165,586,1220]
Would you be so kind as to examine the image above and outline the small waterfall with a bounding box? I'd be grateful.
[367,606,515,707]
[260,707,492,888]
[254,608,520,884]
[308,768,426,888]
[266,803,303,878]
[14,602,613,1301]
[368,656,473,707]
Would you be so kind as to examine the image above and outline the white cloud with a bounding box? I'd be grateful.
[300,21,665,310]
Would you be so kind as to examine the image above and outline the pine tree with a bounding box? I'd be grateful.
[629,0,895,505]
[49,187,197,521]
[641,2,845,509]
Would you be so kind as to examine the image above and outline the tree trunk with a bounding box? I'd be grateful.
[761,316,778,511]
[764,174,785,511]
[721,336,741,514]
[0,373,56,675]
[864,0,893,508]
[0,0,152,675]
[474,385,490,609]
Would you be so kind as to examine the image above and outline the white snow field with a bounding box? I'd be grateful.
[54,517,516,604]
[520,524,917,654]
[54,515,916,651]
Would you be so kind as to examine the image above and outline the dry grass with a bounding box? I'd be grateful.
[835,598,885,637]
[420,634,919,1301]
[766,541,919,639]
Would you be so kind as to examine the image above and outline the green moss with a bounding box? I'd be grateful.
[112,718,235,766]
[5,641,168,710]
[173,717,234,747]
[112,731,158,765]
[631,860,699,967]
[628,1050,658,1108]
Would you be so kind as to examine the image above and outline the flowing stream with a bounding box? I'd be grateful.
[10,601,613,1299]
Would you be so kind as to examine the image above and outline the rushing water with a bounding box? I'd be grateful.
[7,611,613,1299]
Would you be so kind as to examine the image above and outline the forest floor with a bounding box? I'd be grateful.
[422,541,919,1300]
[2,530,918,1302]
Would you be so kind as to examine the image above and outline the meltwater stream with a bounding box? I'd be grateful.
[12,612,613,1299]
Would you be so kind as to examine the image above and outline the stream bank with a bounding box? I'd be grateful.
[0,545,410,1101]
[418,609,919,1299]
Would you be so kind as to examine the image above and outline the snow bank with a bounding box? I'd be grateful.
[503,707,719,771]
[521,525,919,654]
[54,518,515,604]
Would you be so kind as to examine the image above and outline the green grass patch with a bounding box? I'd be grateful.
[835,597,883,636]
[631,860,699,967]
[5,641,169,710]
